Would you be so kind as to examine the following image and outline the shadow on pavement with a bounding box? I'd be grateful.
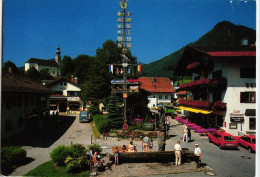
[1,157,35,176]
[2,115,76,148]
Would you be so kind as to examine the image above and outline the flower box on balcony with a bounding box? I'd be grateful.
[187,61,200,70]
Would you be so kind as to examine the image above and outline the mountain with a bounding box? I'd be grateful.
[142,21,256,79]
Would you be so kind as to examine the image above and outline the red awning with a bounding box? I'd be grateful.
[207,51,256,57]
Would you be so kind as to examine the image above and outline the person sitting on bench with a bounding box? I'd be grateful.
[127,141,135,152]
[93,152,103,168]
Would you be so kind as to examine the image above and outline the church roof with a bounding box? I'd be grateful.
[25,58,59,67]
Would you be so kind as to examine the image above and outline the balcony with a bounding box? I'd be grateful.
[177,78,227,91]
[178,99,226,111]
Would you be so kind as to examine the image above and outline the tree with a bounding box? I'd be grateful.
[39,68,54,80]
[25,67,41,81]
[60,55,73,78]
[3,60,19,73]
[72,55,94,83]
[106,93,123,129]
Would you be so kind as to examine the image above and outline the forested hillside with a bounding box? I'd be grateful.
[141,21,256,78]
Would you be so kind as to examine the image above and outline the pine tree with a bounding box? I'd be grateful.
[106,93,123,129]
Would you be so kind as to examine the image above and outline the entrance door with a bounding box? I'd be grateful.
[59,103,67,112]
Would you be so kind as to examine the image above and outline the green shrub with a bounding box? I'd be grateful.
[88,105,100,117]
[65,155,89,173]
[69,144,86,158]
[93,114,110,133]
[87,144,102,153]
[1,146,27,174]
[50,145,72,166]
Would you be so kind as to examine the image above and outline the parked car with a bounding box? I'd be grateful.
[127,78,139,83]
[79,111,90,123]
[208,132,238,149]
[111,79,124,84]
[234,135,256,153]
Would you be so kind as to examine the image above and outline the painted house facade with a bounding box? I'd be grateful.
[138,77,175,109]
[46,77,82,114]
[1,69,52,140]
[25,45,61,77]
[174,45,256,136]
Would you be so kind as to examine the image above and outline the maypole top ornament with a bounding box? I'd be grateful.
[120,1,128,9]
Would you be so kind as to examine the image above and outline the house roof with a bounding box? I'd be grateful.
[25,58,58,67]
[2,70,52,93]
[174,45,256,76]
[46,77,81,89]
[138,77,175,93]
[191,45,256,57]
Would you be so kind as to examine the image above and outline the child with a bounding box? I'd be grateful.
[122,145,127,152]
[114,147,119,165]
[149,139,153,152]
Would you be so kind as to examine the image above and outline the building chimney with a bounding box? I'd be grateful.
[8,67,12,73]
[74,77,78,84]
[71,75,74,82]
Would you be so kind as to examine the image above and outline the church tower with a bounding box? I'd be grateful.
[55,44,61,66]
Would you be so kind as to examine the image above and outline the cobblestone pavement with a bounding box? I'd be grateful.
[98,162,200,177]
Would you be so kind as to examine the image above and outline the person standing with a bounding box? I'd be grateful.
[187,127,191,143]
[142,135,150,152]
[149,139,153,152]
[173,140,184,166]
[194,144,202,168]
[183,126,188,142]
[114,147,119,166]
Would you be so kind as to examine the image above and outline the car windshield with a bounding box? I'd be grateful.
[224,136,235,141]
[81,113,88,116]
[252,138,256,144]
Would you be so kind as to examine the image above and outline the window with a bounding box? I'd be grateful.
[5,119,12,133]
[194,76,200,81]
[213,92,221,102]
[60,82,63,86]
[6,94,12,109]
[18,94,22,108]
[165,95,168,99]
[12,95,17,107]
[249,118,256,130]
[31,94,34,106]
[64,83,67,86]
[213,70,222,79]
[240,68,256,78]
[17,116,24,128]
[159,95,162,99]
[240,92,255,103]
[25,94,29,107]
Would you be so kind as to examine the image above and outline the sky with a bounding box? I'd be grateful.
[2,0,256,67]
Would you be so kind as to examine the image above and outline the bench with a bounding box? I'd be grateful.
[109,149,194,164]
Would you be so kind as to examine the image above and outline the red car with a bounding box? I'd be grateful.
[208,132,238,149]
[235,135,256,153]
[127,78,139,83]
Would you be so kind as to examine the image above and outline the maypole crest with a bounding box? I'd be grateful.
[120,0,128,9]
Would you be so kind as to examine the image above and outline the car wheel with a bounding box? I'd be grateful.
[248,147,252,153]
[209,138,212,143]
[219,144,222,149]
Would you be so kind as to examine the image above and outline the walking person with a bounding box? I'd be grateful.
[183,125,188,142]
[187,127,191,143]
[194,144,202,168]
[142,135,150,152]
[149,139,153,152]
[173,140,184,165]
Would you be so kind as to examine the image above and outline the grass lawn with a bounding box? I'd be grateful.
[24,160,90,177]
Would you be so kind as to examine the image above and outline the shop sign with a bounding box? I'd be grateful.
[229,110,245,117]
[229,123,237,129]
[230,117,244,122]
[117,11,122,16]
[126,11,131,16]
[117,30,122,35]
[67,97,80,101]
[117,37,123,41]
